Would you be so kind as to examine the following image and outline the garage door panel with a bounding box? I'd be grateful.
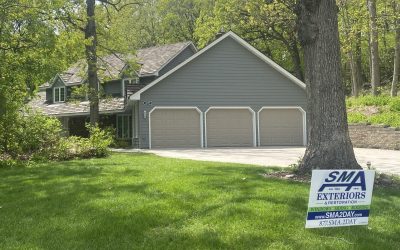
[259,109,303,146]
[206,109,254,147]
[150,108,201,148]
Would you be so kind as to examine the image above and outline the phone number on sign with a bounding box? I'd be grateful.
[318,218,360,227]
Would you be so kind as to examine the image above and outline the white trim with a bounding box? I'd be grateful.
[257,106,307,146]
[53,86,66,103]
[204,106,256,148]
[148,106,204,149]
[130,31,306,101]
[47,74,67,89]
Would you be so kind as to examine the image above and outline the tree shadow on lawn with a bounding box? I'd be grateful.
[187,165,400,249]
[0,160,399,249]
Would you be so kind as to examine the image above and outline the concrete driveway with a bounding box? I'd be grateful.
[145,147,400,175]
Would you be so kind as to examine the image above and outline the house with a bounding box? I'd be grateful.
[31,31,307,149]
[30,41,197,146]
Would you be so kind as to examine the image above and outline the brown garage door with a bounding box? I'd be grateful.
[150,108,202,148]
[206,108,254,147]
[258,108,304,146]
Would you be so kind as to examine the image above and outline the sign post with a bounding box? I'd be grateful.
[306,170,375,228]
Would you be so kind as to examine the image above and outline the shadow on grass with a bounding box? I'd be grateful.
[0,155,399,249]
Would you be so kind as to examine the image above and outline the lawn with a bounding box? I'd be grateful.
[0,153,399,250]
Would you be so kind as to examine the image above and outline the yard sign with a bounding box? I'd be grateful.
[306,170,375,228]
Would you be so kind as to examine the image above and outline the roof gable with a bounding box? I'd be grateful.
[130,31,306,100]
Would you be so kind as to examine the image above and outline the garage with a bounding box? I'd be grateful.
[205,107,255,147]
[258,107,305,146]
[149,107,203,148]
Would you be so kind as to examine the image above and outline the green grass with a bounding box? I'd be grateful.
[347,95,400,127]
[1,153,399,249]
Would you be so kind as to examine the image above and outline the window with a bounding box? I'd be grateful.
[122,78,139,96]
[123,78,139,85]
[117,115,132,139]
[54,87,66,103]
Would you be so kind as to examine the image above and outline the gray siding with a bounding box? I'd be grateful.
[46,88,53,103]
[103,80,122,97]
[158,46,196,76]
[138,36,307,148]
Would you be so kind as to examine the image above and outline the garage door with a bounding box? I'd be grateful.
[258,108,304,146]
[206,108,255,147]
[150,108,202,148]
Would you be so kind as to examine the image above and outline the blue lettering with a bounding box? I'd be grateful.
[319,171,366,191]
[324,171,340,182]
[337,171,355,182]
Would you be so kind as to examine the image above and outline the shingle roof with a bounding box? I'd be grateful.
[40,42,192,88]
[136,42,191,75]
[28,92,126,116]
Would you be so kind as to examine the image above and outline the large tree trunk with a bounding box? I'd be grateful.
[367,0,380,96]
[391,2,400,97]
[296,0,361,173]
[85,0,99,125]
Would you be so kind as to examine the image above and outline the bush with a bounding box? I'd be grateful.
[0,153,28,168]
[18,111,62,156]
[368,112,400,127]
[389,98,400,112]
[0,108,114,166]
[47,124,114,161]
[346,95,391,107]
[0,109,62,159]
[347,112,367,124]
[86,124,114,157]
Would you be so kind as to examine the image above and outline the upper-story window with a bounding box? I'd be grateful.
[122,78,139,96]
[123,78,139,86]
[54,87,66,103]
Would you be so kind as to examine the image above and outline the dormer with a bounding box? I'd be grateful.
[45,75,68,104]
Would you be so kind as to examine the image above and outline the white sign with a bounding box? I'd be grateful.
[306,170,375,228]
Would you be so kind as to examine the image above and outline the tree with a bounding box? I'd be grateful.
[391,1,399,97]
[195,0,304,80]
[57,0,141,125]
[338,0,364,97]
[85,0,100,125]
[367,0,380,96]
[296,0,361,173]
[0,0,70,153]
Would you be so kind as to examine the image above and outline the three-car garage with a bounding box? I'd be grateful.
[148,106,305,149]
[132,32,308,149]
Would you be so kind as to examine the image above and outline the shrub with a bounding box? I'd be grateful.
[86,124,114,157]
[0,108,114,166]
[347,112,367,124]
[18,111,62,156]
[388,98,400,112]
[368,112,400,127]
[0,109,62,159]
[346,95,391,107]
[47,124,114,161]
